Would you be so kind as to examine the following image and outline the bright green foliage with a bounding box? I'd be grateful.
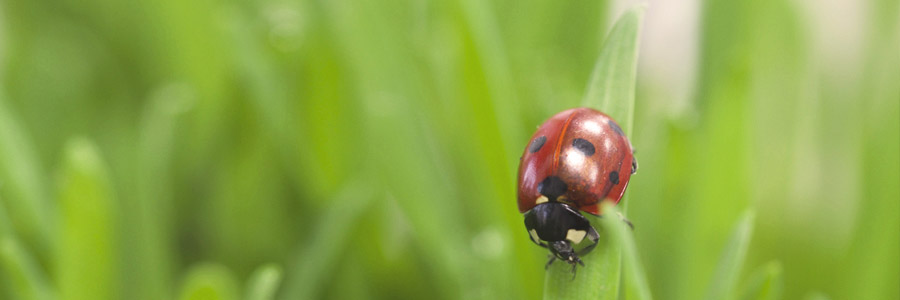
[245,264,282,300]
[738,261,783,300]
[0,96,51,261]
[0,238,54,300]
[0,0,896,299]
[704,212,755,300]
[177,263,241,300]
[57,139,119,300]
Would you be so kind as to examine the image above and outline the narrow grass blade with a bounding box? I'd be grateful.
[245,264,282,300]
[738,261,783,300]
[177,263,241,300]
[221,9,303,184]
[0,238,54,300]
[459,0,523,161]
[544,6,645,300]
[57,138,119,300]
[581,5,645,133]
[704,211,755,300]
[123,86,189,300]
[599,202,653,300]
[279,182,374,300]
[0,97,51,257]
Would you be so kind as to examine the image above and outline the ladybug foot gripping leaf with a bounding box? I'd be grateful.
[599,211,634,230]
[618,212,634,230]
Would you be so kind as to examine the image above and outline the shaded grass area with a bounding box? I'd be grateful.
[0,0,897,299]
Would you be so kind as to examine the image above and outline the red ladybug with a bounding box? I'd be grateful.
[518,107,636,273]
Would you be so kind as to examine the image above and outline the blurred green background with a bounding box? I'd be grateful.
[0,0,897,299]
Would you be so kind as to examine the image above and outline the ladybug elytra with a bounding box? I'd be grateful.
[517,107,636,274]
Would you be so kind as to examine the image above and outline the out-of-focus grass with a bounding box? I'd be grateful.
[0,238,53,300]
[738,261,783,300]
[0,94,51,264]
[704,212,754,300]
[177,263,240,300]
[0,0,897,299]
[245,264,282,300]
[58,139,118,300]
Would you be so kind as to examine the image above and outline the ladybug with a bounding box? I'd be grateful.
[517,107,636,273]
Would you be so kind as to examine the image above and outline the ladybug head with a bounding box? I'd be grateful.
[524,202,599,272]
[548,240,583,267]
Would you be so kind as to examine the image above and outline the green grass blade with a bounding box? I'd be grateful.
[738,261,783,300]
[0,238,54,300]
[704,211,755,300]
[544,6,645,299]
[57,138,119,300]
[279,182,374,300]
[599,202,653,300]
[122,89,188,300]
[177,263,241,300]
[0,96,51,257]
[459,0,523,160]
[581,5,645,132]
[245,264,282,300]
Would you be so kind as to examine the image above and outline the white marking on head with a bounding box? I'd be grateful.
[566,229,587,244]
[535,196,549,204]
[529,229,541,242]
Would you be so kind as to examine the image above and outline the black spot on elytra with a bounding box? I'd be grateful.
[608,120,625,136]
[529,136,547,153]
[572,138,595,156]
[609,171,620,185]
[538,176,568,200]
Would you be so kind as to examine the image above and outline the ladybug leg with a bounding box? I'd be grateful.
[545,255,557,269]
[617,212,635,230]
[528,231,549,248]
[631,156,638,174]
